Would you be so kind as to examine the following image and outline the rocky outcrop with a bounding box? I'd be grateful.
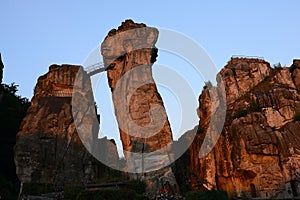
[291,59,300,91]
[14,64,119,191]
[101,20,179,196]
[179,58,300,199]
[0,53,3,85]
[0,53,4,93]
[220,57,271,104]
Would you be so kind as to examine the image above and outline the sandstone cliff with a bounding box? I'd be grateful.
[14,64,119,191]
[101,19,179,196]
[177,58,300,199]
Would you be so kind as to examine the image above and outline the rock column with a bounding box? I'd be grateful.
[101,20,178,196]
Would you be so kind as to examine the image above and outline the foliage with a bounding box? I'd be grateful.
[0,82,31,199]
[249,100,261,113]
[0,83,30,132]
[108,168,122,178]
[128,179,147,195]
[293,110,300,121]
[186,190,228,200]
[197,126,205,134]
[273,62,282,69]
[64,185,84,200]
[22,183,54,196]
[233,109,248,119]
[96,168,127,183]
[204,81,213,89]
[76,188,148,200]
[233,100,262,119]
[0,174,19,200]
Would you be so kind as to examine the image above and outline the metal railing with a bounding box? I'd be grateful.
[84,62,107,76]
[231,55,265,60]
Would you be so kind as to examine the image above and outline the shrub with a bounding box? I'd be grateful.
[128,180,146,195]
[22,183,54,196]
[233,109,248,119]
[75,188,148,200]
[294,110,300,121]
[233,100,262,119]
[0,175,18,200]
[197,126,205,134]
[249,100,261,113]
[273,62,282,69]
[95,168,126,183]
[186,190,228,200]
[204,81,213,89]
[64,185,84,200]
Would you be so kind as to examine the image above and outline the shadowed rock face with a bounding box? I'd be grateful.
[0,53,3,85]
[14,64,119,189]
[177,58,300,199]
[101,19,179,196]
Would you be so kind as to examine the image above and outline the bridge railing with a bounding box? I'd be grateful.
[84,62,106,76]
[231,55,265,60]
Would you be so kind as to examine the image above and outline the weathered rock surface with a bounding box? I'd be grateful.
[101,19,178,196]
[291,59,300,91]
[220,57,271,104]
[14,64,119,190]
[177,58,300,199]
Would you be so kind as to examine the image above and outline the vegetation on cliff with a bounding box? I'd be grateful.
[0,83,30,199]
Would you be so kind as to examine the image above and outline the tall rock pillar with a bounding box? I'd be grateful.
[101,20,178,196]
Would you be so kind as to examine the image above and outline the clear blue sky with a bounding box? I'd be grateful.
[1,0,299,98]
[1,1,299,155]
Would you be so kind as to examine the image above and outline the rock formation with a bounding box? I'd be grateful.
[177,57,300,199]
[0,53,4,85]
[12,18,300,199]
[14,64,119,191]
[101,20,179,196]
[0,53,4,93]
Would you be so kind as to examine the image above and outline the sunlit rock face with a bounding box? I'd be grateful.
[101,19,179,196]
[176,58,300,199]
[14,64,119,188]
